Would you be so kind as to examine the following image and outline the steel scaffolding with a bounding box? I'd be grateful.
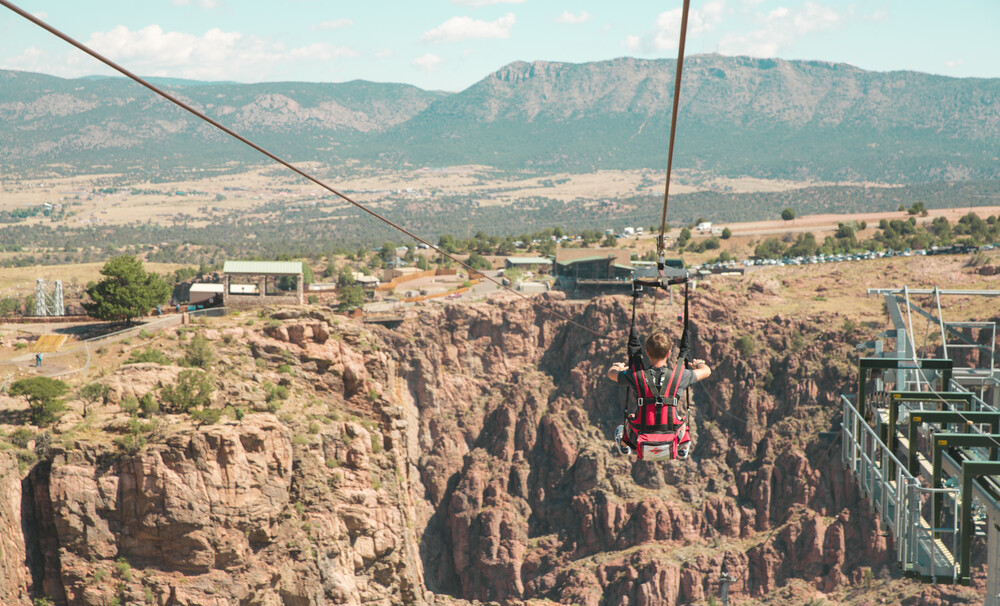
[34,278,64,316]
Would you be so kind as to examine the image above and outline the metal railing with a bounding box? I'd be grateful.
[842,395,960,581]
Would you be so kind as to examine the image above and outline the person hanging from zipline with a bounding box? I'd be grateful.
[604,273,710,460]
[607,330,710,460]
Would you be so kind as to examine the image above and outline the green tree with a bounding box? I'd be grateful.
[721,227,732,240]
[190,408,221,426]
[182,333,216,369]
[677,228,691,248]
[786,232,819,258]
[322,259,337,279]
[581,229,601,245]
[78,382,110,417]
[300,262,313,284]
[735,335,756,357]
[82,255,170,323]
[781,208,796,221]
[160,370,214,413]
[9,377,68,426]
[338,285,365,312]
[380,242,396,264]
[0,297,19,316]
[139,392,159,417]
[754,237,786,259]
[438,234,459,254]
[119,395,140,416]
[602,233,617,247]
[466,253,492,270]
[336,266,356,288]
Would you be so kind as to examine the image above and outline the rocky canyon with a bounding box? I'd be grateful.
[0,269,990,605]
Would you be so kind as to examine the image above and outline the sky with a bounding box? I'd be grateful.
[0,0,998,92]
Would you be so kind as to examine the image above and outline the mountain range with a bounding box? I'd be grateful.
[2,55,1000,182]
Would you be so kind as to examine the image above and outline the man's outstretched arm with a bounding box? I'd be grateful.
[687,358,711,382]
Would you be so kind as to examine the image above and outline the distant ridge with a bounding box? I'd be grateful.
[2,55,999,182]
[77,74,240,87]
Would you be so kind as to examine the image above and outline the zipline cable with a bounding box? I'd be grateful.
[0,0,613,341]
[656,0,692,265]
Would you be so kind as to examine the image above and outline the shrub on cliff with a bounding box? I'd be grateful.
[119,395,140,416]
[181,333,216,369]
[190,408,221,426]
[160,369,214,413]
[735,335,756,358]
[9,377,68,426]
[126,347,171,365]
[139,392,159,417]
[78,382,110,417]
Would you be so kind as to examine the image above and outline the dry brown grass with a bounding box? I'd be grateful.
[0,262,187,295]
[0,166,925,230]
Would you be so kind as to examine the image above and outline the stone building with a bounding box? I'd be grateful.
[222,261,304,309]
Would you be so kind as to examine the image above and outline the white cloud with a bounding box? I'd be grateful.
[718,1,846,57]
[374,49,396,59]
[555,10,592,25]
[420,13,515,43]
[412,53,442,72]
[945,59,965,69]
[313,19,354,31]
[452,0,524,6]
[52,25,359,81]
[171,0,220,9]
[625,0,726,54]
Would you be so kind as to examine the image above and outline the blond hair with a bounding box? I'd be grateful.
[645,332,671,361]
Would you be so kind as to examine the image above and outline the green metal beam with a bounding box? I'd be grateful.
[930,433,1000,537]
[961,461,1000,580]
[908,411,1000,477]
[858,358,954,420]
[857,359,955,476]
[881,391,971,478]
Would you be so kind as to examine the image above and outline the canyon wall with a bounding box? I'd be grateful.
[0,287,984,604]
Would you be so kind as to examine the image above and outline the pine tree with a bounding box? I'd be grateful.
[83,255,171,323]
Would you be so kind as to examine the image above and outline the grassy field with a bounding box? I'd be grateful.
[0,262,188,298]
[0,165,893,229]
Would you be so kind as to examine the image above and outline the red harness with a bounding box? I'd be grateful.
[622,365,690,460]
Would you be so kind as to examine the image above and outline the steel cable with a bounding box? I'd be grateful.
[656,0,692,262]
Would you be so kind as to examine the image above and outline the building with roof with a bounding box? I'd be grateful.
[222,261,304,309]
[188,283,224,305]
[554,254,633,297]
[504,256,554,274]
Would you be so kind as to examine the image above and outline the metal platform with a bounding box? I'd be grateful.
[845,287,1000,596]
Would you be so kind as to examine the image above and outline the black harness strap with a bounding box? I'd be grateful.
[620,276,695,441]
[634,364,684,432]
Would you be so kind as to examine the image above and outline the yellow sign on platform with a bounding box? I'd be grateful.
[32,334,68,352]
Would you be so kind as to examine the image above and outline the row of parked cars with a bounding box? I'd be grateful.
[698,243,997,271]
